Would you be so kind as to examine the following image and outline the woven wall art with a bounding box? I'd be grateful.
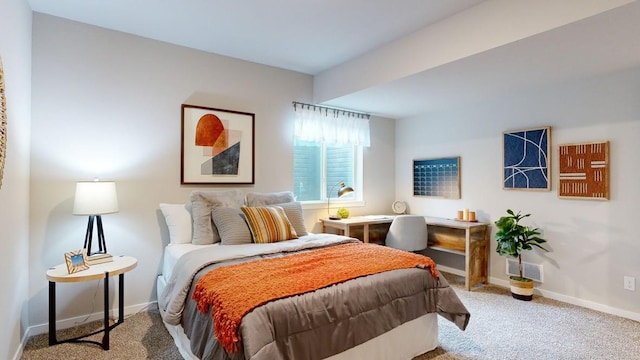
[559,141,609,200]
[0,56,6,189]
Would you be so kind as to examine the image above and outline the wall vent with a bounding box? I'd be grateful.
[506,259,544,283]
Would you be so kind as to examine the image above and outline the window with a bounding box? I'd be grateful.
[292,102,369,205]
[293,140,361,202]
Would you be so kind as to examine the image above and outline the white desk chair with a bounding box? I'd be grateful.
[385,215,428,252]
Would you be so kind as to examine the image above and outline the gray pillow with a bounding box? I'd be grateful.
[190,190,244,245]
[211,207,253,245]
[245,191,295,206]
[269,201,308,236]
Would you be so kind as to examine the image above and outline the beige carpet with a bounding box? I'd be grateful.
[22,273,640,359]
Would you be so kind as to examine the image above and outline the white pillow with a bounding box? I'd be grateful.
[159,203,192,244]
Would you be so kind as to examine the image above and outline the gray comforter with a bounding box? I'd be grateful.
[159,234,470,360]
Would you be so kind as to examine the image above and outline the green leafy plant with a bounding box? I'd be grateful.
[495,209,548,280]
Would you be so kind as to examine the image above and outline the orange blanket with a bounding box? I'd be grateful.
[192,242,438,353]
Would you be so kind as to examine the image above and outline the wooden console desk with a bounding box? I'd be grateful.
[424,217,490,291]
[321,215,490,290]
[321,216,394,243]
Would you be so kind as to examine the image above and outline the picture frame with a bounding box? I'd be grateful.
[0,56,7,189]
[65,249,89,274]
[413,157,461,199]
[503,126,551,191]
[181,104,255,184]
[559,141,609,200]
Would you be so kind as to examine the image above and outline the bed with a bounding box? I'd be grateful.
[156,190,470,360]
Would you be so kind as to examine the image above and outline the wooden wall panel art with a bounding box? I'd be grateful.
[559,141,609,200]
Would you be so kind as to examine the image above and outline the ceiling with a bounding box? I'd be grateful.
[325,1,640,118]
[27,0,486,75]
[28,0,640,118]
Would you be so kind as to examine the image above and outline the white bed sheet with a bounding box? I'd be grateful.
[162,243,218,282]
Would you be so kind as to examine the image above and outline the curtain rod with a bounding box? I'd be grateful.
[292,101,370,119]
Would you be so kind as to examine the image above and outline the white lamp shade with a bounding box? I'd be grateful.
[73,181,119,215]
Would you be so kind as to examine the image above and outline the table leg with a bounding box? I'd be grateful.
[48,281,56,346]
[103,271,109,350]
[363,224,370,243]
[48,272,126,350]
[118,273,124,323]
[464,229,471,291]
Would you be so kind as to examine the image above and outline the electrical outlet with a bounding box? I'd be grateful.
[624,276,635,291]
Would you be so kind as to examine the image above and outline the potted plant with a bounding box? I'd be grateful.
[495,209,548,301]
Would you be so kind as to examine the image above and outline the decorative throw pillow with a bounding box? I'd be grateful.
[190,190,244,245]
[245,191,295,206]
[159,203,192,244]
[211,207,253,245]
[268,201,308,236]
[241,206,298,243]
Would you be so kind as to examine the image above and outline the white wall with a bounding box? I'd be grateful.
[29,13,395,331]
[0,0,32,358]
[396,67,640,318]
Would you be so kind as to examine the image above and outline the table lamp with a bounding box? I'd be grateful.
[327,181,354,220]
[73,180,119,256]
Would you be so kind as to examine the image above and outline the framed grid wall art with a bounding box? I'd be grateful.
[503,126,551,191]
[413,157,460,199]
[559,141,609,200]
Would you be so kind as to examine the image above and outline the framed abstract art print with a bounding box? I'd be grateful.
[503,126,551,191]
[181,104,255,184]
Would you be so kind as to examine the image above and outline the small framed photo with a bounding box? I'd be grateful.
[65,249,89,274]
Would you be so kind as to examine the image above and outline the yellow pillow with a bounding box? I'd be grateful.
[241,206,298,243]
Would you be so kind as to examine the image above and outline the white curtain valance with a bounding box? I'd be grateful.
[294,104,370,147]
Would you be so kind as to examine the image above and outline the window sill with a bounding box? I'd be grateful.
[300,200,365,211]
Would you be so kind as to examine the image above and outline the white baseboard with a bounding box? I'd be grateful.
[12,334,27,360]
[437,264,640,323]
[17,300,158,360]
[436,265,466,278]
[534,286,640,322]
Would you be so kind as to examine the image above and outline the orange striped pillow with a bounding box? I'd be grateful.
[240,206,298,243]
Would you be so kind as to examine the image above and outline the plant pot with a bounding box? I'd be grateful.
[509,276,534,301]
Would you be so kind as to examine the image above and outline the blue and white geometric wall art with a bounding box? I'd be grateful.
[503,126,551,191]
[413,157,460,198]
